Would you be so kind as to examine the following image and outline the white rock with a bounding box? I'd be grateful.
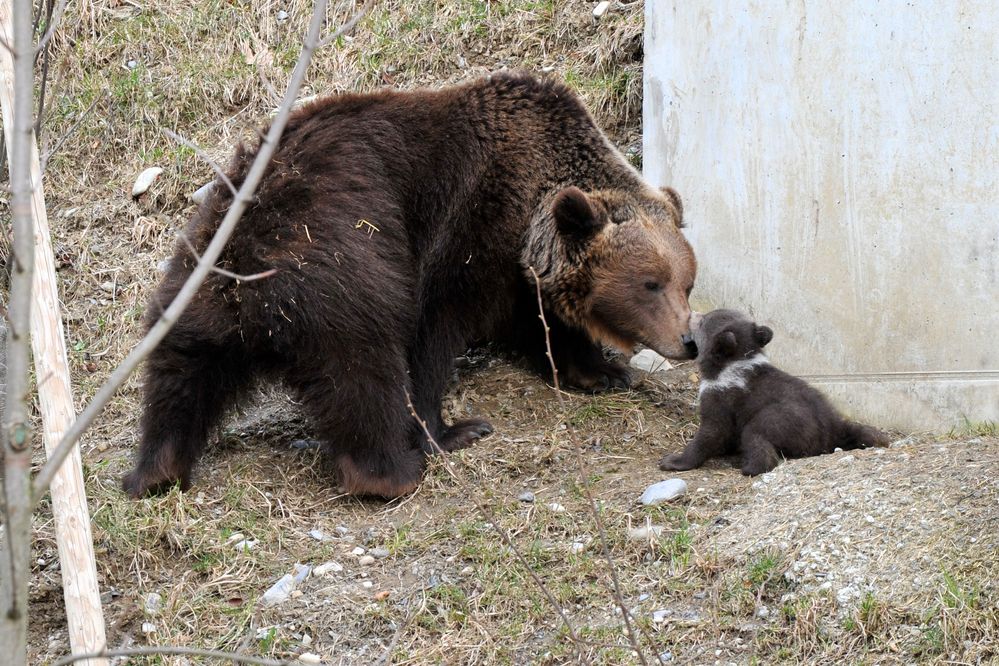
[358,555,375,566]
[548,502,567,513]
[309,529,325,541]
[755,605,770,618]
[627,525,665,541]
[260,564,310,607]
[640,479,687,505]
[361,580,373,588]
[629,349,672,374]
[517,491,536,503]
[652,609,672,623]
[276,9,289,21]
[144,592,162,616]
[141,622,156,635]
[351,546,365,556]
[225,532,245,544]
[190,181,214,205]
[131,167,163,198]
[371,547,390,559]
[233,539,258,552]
[313,561,343,576]
[592,1,611,18]
[298,653,322,665]
[569,541,586,554]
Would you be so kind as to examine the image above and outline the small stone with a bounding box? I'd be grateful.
[627,525,664,541]
[100,281,115,293]
[131,166,163,198]
[592,1,611,18]
[839,455,855,464]
[309,529,325,541]
[548,502,566,513]
[141,622,156,635]
[652,609,672,623]
[290,590,303,599]
[460,566,474,576]
[370,547,390,559]
[659,651,674,662]
[640,479,687,505]
[755,605,770,619]
[144,592,162,616]
[190,181,214,205]
[358,555,375,566]
[569,541,586,555]
[335,526,350,536]
[351,546,365,556]
[638,593,650,602]
[374,590,390,601]
[629,349,672,374]
[313,561,343,576]
[301,634,312,647]
[298,654,321,665]
[517,491,536,503]
[361,580,374,589]
[276,9,289,21]
[233,539,258,551]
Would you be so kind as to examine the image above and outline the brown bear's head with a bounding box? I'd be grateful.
[525,185,699,360]
[691,309,773,378]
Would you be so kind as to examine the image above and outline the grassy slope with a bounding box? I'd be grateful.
[2,1,996,664]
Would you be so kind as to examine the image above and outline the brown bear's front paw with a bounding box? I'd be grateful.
[658,453,695,472]
[438,418,494,452]
[565,359,633,393]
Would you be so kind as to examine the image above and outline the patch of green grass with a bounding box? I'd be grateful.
[947,418,997,438]
[746,549,783,590]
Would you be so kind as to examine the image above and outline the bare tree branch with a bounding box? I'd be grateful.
[405,392,592,664]
[32,0,66,55]
[31,0,372,505]
[319,0,377,47]
[51,646,289,666]
[0,0,41,663]
[40,92,101,170]
[178,232,278,283]
[529,267,663,666]
[161,127,237,197]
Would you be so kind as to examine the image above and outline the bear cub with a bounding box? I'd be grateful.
[659,309,888,476]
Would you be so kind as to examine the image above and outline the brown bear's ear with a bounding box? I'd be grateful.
[553,186,603,238]
[753,325,773,347]
[661,186,684,227]
[715,331,738,357]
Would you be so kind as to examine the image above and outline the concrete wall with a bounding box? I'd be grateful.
[644,2,998,431]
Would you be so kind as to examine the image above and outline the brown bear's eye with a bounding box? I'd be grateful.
[644,281,662,292]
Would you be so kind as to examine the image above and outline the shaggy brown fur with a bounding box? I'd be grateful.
[660,310,888,476]
[122,72,697,499]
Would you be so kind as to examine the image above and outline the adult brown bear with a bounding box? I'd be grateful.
[123,72,698,499]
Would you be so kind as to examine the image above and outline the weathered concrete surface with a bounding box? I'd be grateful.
[644,2,998,430]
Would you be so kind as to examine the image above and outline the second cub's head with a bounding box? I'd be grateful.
[526,185,699,360]
[692,309,773,376]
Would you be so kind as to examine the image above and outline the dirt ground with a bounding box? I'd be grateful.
[2,1,997,664]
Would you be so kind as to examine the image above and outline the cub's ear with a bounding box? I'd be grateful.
[661,186,684,227]
[553,187,603,238]
[753,325,773,347]
[715,331,738,357]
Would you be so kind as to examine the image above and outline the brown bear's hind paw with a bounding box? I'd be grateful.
[438,418,494,452]
[121,469,188,499]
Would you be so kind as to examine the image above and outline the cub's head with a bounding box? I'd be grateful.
[692,309,773,376]
[526,185,699,360]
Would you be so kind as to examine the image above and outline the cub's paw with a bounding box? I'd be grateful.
[658,453,695,472]
[438,418,494,452]
[565,359,633,393]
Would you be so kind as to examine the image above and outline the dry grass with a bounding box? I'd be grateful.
[2,1,997,664]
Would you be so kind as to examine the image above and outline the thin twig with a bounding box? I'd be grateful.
[161,127,237,197]
[319,0,377,47]
[177,233,278,283]
[405,392,591,664]
[33,0,67,55]
[528,267,662,666]
[40,93,101,171]
[50,646,288,666]
[31,0,372,507]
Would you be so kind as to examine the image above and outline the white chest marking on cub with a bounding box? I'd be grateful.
[699,354,770,396]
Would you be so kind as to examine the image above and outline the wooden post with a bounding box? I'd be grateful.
[0,3,109,664]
